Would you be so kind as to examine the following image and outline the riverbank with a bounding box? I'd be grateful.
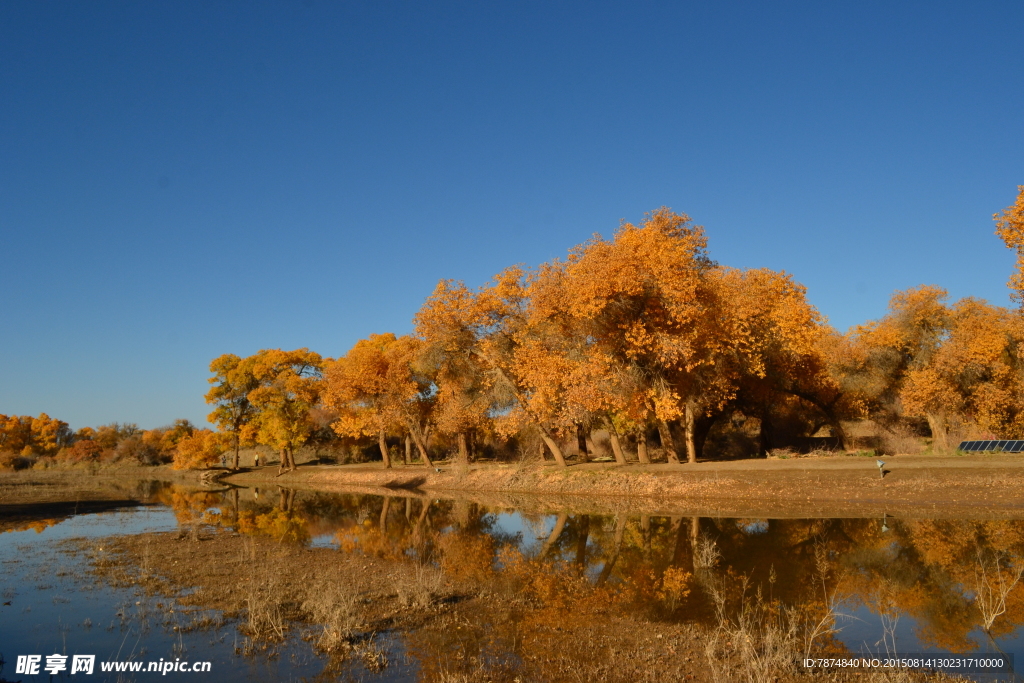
[222,453,1024,519]
[4,454,1024,520]
[0,466,205,531]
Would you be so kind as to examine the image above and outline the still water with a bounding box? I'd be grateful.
[1,483,1021,682]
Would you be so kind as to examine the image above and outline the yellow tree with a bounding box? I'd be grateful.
[901,298,1024,442]
[415,275,515,465]
[29,414,72,455]
[839,285,952,444]
[322,333,435,469]
[0,414,71,456]
[206,354,260,470]
[716,268,856,453]
[533,208,725,463]
[518,259,643,464]
[172,429,226,470]
[995,185,1024,305]
[246,348,325,473]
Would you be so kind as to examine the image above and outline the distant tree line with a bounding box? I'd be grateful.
[0,415,222,471]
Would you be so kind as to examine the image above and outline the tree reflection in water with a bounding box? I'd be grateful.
[87,485,1024,681]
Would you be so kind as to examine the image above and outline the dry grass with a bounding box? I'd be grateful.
[300,580,358,652]
[880,424,926,455]
[696,536,968,683]
[236,536,286,642]
[394,562,444,609]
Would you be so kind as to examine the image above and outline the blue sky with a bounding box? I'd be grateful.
[2,1,1022,430]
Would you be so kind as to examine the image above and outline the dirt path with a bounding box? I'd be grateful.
[221,453,1024,519]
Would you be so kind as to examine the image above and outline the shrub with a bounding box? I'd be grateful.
[113,435,165,465]
[63,439,103,463]
[0,450,33,471]
[172,429,225,470]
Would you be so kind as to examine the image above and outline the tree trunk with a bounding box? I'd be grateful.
[758,408,774,457]
[637,431,650,464]
[788,391,853,451]
[541,512,568,558]
[406,424,434,467]
[607,428,627,465]
[830,416,853,451]
[597,514,626,585]
[457,432,469,465]
[404,435,411,465]
[690,516,700,570]
[380,497,391,534]
[455,500,471,528]
[670,516,688,567]
[926,412,948,452]
[658,420,681,463]
[576,424,589,463]
[378,430,392,469]
[575,515,590,570]
[232,434,240,471]
[412,499,431,546]
[684,402,698,464]
[540,433,568,467]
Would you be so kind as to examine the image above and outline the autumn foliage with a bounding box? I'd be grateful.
[10,188,1024,470]
[198,190,1024,466]
[0,414,224,470]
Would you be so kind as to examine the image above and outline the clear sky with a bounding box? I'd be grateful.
[2,1,1023,430]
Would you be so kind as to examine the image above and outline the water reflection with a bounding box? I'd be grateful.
[163,487,1024,658]
[2,483,1022,682]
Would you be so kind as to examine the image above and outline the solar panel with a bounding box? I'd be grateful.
[958,439,1024,452]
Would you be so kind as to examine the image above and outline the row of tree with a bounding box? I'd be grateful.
[200,187,1024,470]
[6,189,1021,471]
[0,415,223,470]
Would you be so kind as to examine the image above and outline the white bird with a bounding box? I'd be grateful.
[876,460,886,479]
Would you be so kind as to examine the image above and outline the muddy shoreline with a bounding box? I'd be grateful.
[4,454,1024,520]
[221,454,1024,519]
